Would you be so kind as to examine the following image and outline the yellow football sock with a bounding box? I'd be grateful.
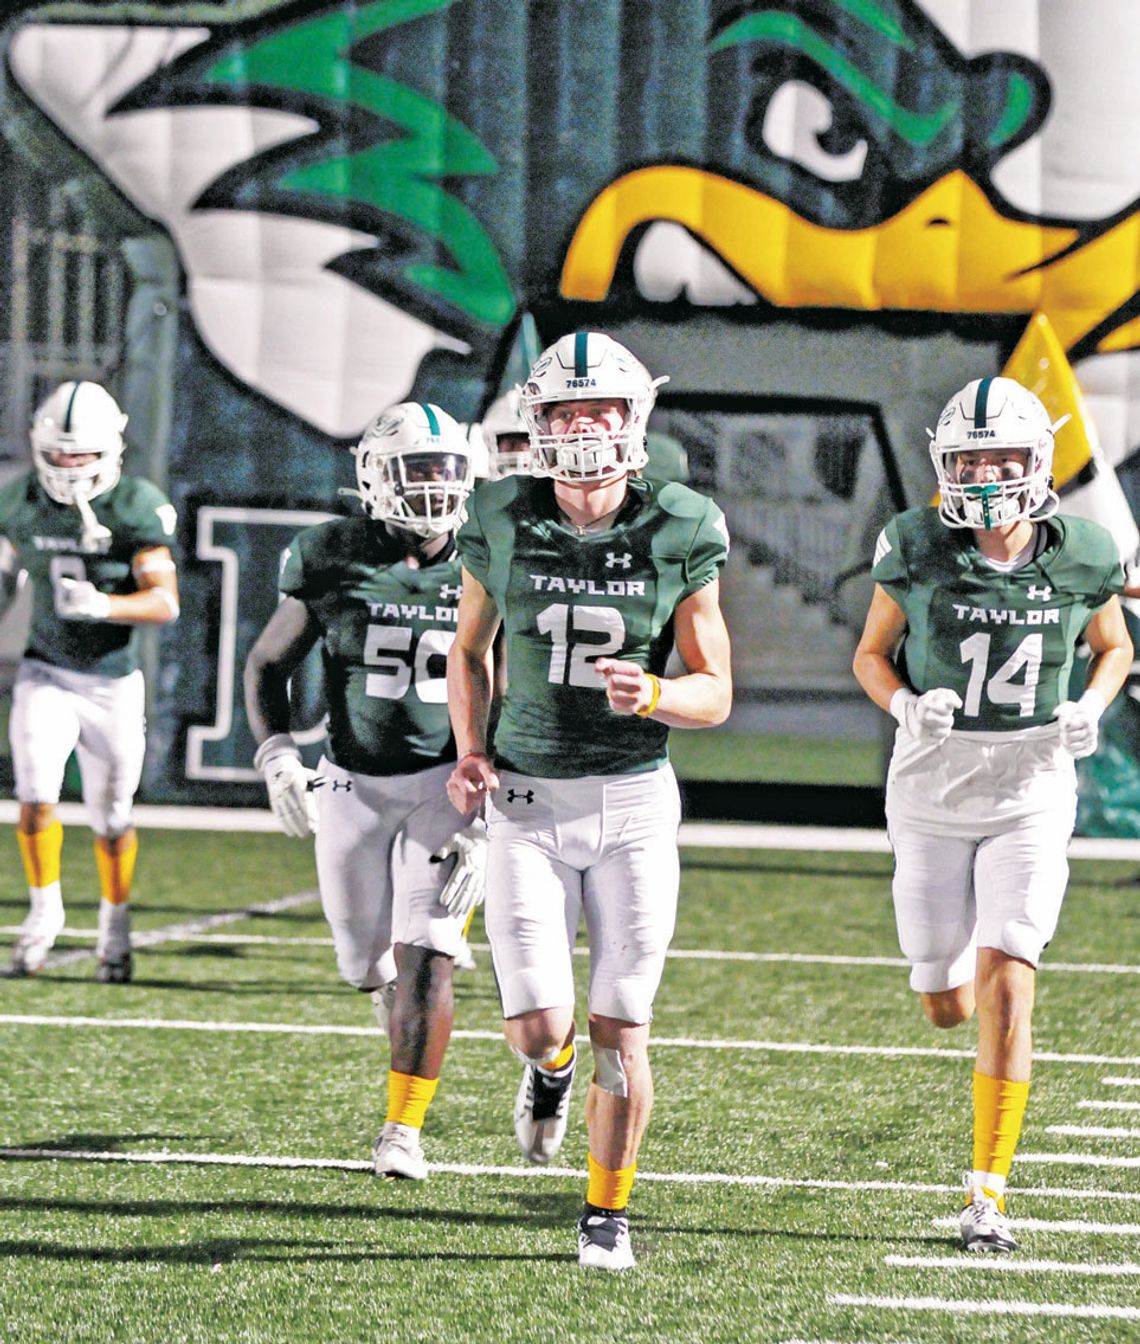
[972,1070,1030,1205]
[586,1153,637,1212]
[386,1071,439,1130]
[94,834,138,905]
[17,822,63,891]
[541,1041,575,1074]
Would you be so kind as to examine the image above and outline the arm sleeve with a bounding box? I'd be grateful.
[127,481,179,550]
[681,500,729,596]
[455,492,491,588]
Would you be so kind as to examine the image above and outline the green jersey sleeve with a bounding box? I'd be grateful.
[870,513,912,596]
[680,495,730,597]
[455,483,496,590]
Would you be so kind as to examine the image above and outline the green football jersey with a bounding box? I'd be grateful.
[872,508,1123,732]
[457,475,728,778]
[0,470,177,676]
[280,517,463,776]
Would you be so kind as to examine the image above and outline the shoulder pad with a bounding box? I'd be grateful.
[652,480,719,521]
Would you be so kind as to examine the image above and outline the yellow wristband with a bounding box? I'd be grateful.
[635,673,662,717]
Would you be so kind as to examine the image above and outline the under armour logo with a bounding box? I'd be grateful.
[506,788,534,804]
[331,779,353,792]
[439,583,462,601]
[605,551,632,569]
[1027,585,1052,600]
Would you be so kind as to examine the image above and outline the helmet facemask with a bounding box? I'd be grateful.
[349,403,474,539]
[930,376,1061,529]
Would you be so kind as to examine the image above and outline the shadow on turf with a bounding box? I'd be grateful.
[682,856,891,880]
[0,1193,579,1228]
[15,971,344,996]
[0,1237,579,1264]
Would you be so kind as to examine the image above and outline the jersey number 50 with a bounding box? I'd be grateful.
[364,625,453,702]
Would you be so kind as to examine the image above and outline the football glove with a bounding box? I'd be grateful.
[431,818,488,919]
[253,733,318,838]
[54,577,111,621]
[1053,689,1106,760]
[890,686,962,744]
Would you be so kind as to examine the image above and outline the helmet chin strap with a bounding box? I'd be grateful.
[74,492,111,551]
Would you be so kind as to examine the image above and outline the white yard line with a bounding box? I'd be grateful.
[829,1295,1140,1321]
[885,1253,1140,1275]
[1103,1077,1140,1088]
[1018,1152,1140,1169]
[7,927,1135,976]
[39,891,320,968]
[4,802,1140,861]
[1,1012,1137,1067]
[0,927,334,947]
[931,1216,1140,1236]
[1080,1100,1140,1112]
[1047,1124,1140,1139]
[0,1146,1137,1204]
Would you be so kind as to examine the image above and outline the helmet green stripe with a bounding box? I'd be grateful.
[974,376,993,429]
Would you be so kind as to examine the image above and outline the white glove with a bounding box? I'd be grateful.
[1053,689,1106,760]
[253,733,318,838]
[890,686,962,743]
[431,818,488,919]
[54,578,111,621]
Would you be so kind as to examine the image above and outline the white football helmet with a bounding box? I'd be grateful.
[930,376,1063,529]
[481,389,531,479]
[520,331,667,483]
[349,402,474,539]
[31,381,127,505]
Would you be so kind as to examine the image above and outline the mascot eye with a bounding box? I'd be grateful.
[760,81,868,182]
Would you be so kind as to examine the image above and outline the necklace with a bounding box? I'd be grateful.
[559,500,626,537]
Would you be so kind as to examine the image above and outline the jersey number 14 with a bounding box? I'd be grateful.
[959,631,1042,718]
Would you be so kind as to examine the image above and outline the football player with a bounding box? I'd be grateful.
[481,388,531,480]
[1,380,179,982]
[244,402,488,1181]
[853,375,1132,1252]
[446,331,732,1270]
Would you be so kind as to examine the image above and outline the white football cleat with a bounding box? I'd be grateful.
[959,1175,1018,1253]
[578,1208,634,1271]
[7,903,66,977]
[514,1048,576,1164]
[372,1122,428,1181]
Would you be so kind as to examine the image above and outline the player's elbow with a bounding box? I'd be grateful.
[698,673,732,727]
[150,587,180,624]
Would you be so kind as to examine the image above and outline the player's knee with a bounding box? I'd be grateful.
[333,951,374,992]
[19,802,57,834]
[505,1017,570,1065]
[87,801,133,839]
[920,989,973,1029]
